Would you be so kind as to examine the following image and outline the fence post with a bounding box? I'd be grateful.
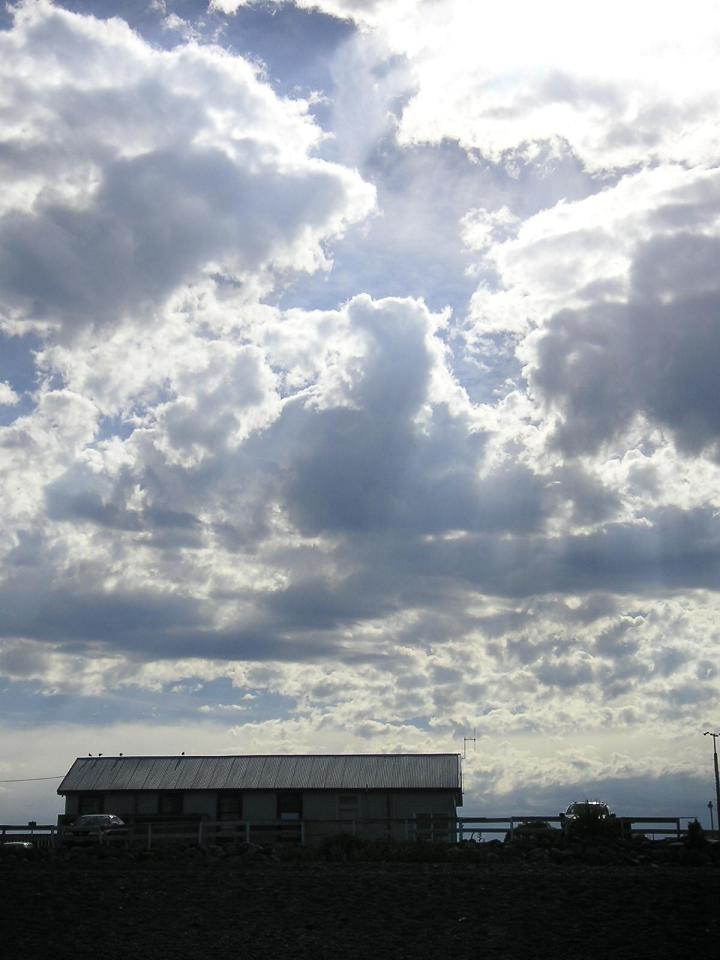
[510,818,514,841]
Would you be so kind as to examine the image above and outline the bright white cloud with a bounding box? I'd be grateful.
[0,381,20,405]
[237,0,720,172]
[0,1,374,337]
[396,0,720,170]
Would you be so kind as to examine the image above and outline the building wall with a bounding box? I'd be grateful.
[136,792,158,816]
[63,788,459,841]
[104,792,135,817]
[184,791,217,818]
[241,792,276,820]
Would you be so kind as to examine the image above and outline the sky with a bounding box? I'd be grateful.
[1,0,719,826]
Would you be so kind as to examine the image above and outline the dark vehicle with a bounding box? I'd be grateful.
[562,800,613,822]
[65,814,127,843]
[560,800,621,838]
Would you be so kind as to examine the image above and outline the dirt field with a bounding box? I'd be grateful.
[2,851,719,960]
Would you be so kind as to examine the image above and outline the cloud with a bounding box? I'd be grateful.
[490,166,720,458]
[0,1,374,336]
[0,381,20,406]
[210,0,390,23]
[0,388,98,535]
[232,0,720,172]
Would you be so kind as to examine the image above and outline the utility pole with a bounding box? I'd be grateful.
[703,731,720,834]
[708,800,714,832]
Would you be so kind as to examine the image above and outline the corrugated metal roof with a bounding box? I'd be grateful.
[58,754,461,793]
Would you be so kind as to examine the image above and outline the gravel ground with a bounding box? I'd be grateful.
[2,855,719,959]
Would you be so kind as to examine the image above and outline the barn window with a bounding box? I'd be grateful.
[159,792,183,816]
[277,792,302,821]
[78,794,103,815]
[338,795,359,820]
[217,792,243,821]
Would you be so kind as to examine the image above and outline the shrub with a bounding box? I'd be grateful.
[505,821,562,846]
[319,832,368,861]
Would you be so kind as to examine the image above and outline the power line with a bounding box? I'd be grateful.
[0,775,64,783]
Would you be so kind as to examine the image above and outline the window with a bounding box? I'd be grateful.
[338,795,359,820]
[217,792,243,821]
[277,792,302,821]
[159,792,183,816]
[78,794,103,815]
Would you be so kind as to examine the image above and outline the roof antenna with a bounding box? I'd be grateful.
[463,729,476,760]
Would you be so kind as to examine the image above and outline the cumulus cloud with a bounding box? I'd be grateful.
[468,165,720,460]
[0,381,20,405]
[231,0,720,172]
[0,1,373,336]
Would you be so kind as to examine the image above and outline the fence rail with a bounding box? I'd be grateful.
[0,814,695,849]
[455,816,684,841]
[0,824,58,848]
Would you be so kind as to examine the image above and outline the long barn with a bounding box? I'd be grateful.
[58,753,463,842]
